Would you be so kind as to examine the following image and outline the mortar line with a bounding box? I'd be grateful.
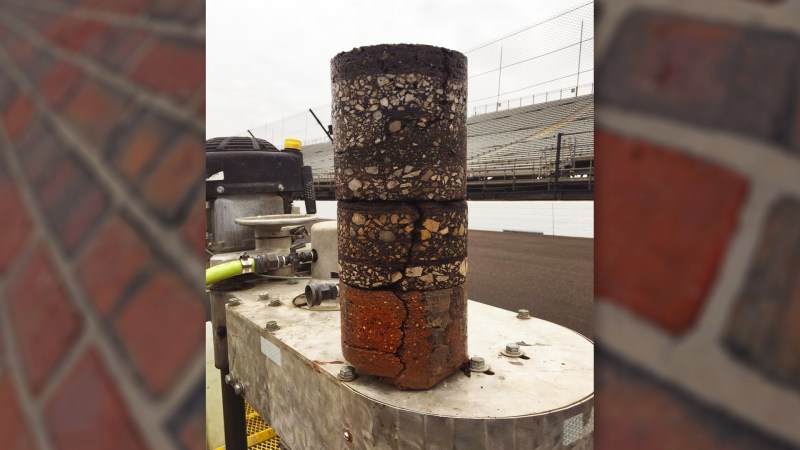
[0,46,203,295]
[0,12,205,133]
[0,233,57,450]
[0,113,184,450]
[7,0,204,42]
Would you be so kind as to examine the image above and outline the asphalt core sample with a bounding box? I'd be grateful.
[332,44,469,389]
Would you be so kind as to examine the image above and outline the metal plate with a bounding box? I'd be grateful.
[224,280,593,449]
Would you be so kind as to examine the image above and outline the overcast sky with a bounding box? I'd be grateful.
[206,0,587,139]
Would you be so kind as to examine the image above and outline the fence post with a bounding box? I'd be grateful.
[554,132,563,193]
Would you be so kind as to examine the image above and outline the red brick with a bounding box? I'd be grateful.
[597,351,793,449]
[114,114,165,183]
[61,186,108,251]
[724,198,800,390]
[41,62,83,107]
[62,83,126,145]
[178,412,205,450]
[129,42,204,99]
[595,131,748,334]
[599,13,799,144]
[44,349,147,450]
[79,216,151,315]
[45,16,107,52]
[7,248,81,392]
[114,273,204,394]
[0,373,38,450]
[38,161,78,209]
[0,182,33,273]
[2,94,36,141]
[140,135,203,217]
[182,192,206,258]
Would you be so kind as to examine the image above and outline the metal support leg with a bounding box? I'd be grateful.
[210,288,248,450]
[220,369,247,450]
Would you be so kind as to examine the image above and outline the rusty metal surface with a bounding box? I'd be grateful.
[225,280,593,449]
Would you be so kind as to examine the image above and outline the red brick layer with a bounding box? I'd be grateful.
[340,284,468,389]
[595,130,748,334]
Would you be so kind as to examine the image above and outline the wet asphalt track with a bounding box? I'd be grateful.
[465,230,594,339]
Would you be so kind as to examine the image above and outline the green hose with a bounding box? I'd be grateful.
[206,260,245,285]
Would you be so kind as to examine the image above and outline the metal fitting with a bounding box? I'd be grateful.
[265,320,280,331]
[268,298,281,307]
[338,365,357,382]
[239,251,255,274]
[277,183,285,191]
[343,429,353,442]
[502,343,522,357]
[232,381,244,396]
[216,185,225,194]
[517,309,531,320]
[224,373,233,385]
[259,292,271,301]
[469,356,488,372]
[305,282,340,307]
[227,298,241,307]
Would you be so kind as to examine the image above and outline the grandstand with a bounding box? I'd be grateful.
[303,92,594,200]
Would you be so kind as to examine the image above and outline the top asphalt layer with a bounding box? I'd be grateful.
[331,44,467,82]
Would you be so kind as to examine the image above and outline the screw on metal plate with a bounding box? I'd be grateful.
[224,374,234,385]
[338,365,357,382]
[232,381,244,396]
[228,298,241,307]
[517,309,531,320]
[342,429,353,442]
[259,292,271,301]
[469,356,488,372]
[502,343,523,357]
[277,183,285,191]
[216,185,225,194]
[265,320,280,331]
[268,298,281,307]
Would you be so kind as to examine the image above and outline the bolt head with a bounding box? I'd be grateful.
[232,381,244,396]
[469,356,487,371]
[269,298,281,306]
[277,183,285,191]
[224,374,233,384]
[505,343,521,356]
[517,309,531,319]
[343,429,353,442]
[216,185,225,194]
[266,320,279,331]
[259,292,271,300]
[228,298,241,307]
[338,365,356,381]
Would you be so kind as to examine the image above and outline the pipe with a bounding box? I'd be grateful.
[206,260,245,285]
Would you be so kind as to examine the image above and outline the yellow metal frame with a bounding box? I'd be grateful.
[215,403,281,450]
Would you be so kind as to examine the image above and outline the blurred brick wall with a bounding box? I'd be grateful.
[0,1,205,449]
[596,0,800,448]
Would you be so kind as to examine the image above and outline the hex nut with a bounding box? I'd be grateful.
[224,374,233,385]
[265,320,280,331]
[469,356,488,372]
[228,299,241,307]
[517,309,531,320]
[502,343,522,357]
[338,365,357,382]
[259,292,271,300]
[216,185,225,194]
[269,298,281,307]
